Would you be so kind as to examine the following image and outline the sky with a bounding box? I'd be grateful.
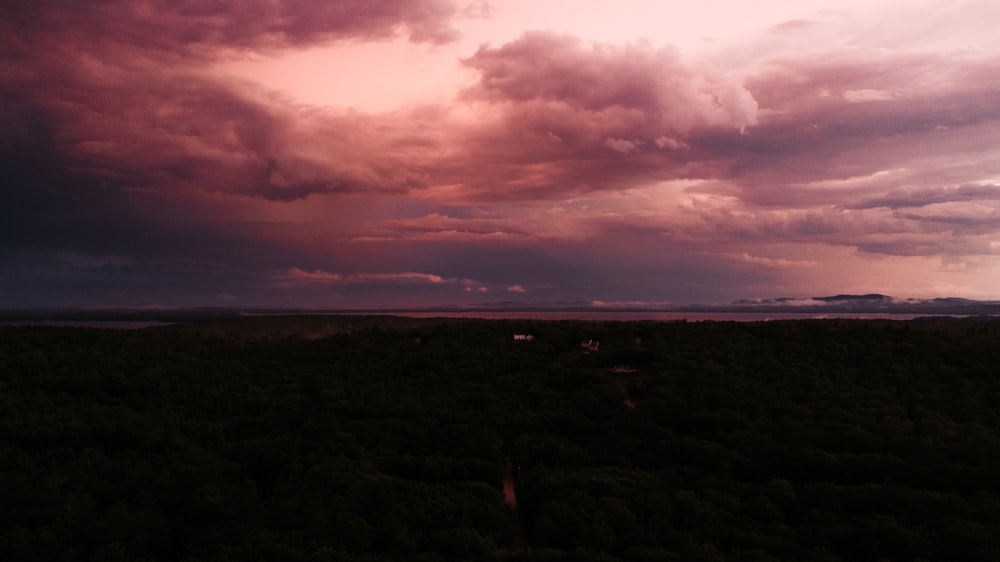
[3,0,1000,309]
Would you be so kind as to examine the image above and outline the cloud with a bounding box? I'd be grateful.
[285,267,451,285]
[462,32,758,134]
[0,0,461,222]
[769,19,818,34]
[900,201,1000,229]
[657,45,1000,264]
[848,184,1000,210]
[740,50,1000,173]
[729,253,819,269]
[5,3,1000,307]
[654,136,688,150]
[1,53,450,215]
[1,0,460,56]
[591,299,670,308]
[436,32,761,200]
[604,138,642,153]
[382,213,533,239]
[843,89,894,102]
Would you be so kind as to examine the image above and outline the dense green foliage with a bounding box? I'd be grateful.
[2,316,1000,561]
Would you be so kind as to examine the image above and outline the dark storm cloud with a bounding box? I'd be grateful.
[0,0,461,201]
[848,185,1000,210]
[0,0,460,55]
[4,55,435,202]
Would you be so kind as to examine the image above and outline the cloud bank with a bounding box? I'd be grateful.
[3,1,1000,307]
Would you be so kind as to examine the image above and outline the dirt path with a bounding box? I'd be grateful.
[503,455,517,507]
[611,376,643,408]
[503,454,529,550]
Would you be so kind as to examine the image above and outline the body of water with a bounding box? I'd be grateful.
[343,311,964,322]
[1,312,981,328]
[0,320,173,329]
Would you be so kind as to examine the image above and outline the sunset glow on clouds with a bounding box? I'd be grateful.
[3,0,1000,307]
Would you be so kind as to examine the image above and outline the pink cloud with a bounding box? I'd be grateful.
[5,2,1000,307]
[383,213,531,238]
[286,267,453,285]
[287,268,345,283]
[420,32,763,200]
[11,24,999,271]
[849,185,1000,210]
[604,138,642,154]
[591,300,670,308]
[730,253,819,269]
[462,32,758,134]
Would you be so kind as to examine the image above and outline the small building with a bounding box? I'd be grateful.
[580,339,600,352]
[513,333,534,341]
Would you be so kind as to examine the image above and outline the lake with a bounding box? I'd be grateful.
[326,311,963,321]
[0,320,174,329]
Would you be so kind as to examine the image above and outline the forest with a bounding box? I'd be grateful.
[2,315,1000,561]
